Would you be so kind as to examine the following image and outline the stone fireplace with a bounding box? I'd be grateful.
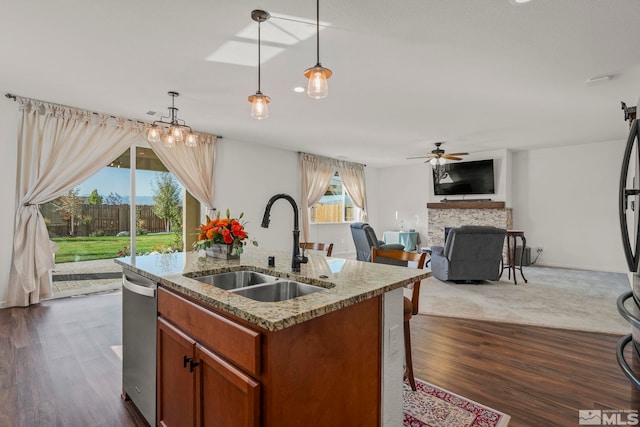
[427,201,512,247]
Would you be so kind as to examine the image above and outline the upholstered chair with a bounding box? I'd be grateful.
[430,225,506,282]
[350,223,405,262]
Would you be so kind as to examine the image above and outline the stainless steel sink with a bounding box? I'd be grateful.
[189,270,278,290]
[230,280,326,302]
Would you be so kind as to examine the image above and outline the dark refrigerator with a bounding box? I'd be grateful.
[617,99,640,388]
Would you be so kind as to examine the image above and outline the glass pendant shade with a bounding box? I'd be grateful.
[438,157,446,165]
[146,127,161,143]
[163,133,175,148]
[249,92,270,120]
[185,133,198,147]
[304,66,331,99]
[170,126,184,142]
[429,158,438,166]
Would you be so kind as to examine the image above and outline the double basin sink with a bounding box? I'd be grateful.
[188,270,328,302]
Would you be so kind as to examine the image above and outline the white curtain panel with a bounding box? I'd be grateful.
[7,98,144,307]
[149,134,217,215]
[300,153,336,242]
[336,160,368,222]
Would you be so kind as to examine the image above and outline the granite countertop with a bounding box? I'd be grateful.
[115,247,431,332]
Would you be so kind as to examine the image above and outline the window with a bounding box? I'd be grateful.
[310,172,357,223]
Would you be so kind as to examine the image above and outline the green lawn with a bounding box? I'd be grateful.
[52,234,179,263]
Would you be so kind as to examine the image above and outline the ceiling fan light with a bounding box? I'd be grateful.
[429,158,438,166]
[438,157,446,165]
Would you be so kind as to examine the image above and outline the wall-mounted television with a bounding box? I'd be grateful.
[433,159,495,196]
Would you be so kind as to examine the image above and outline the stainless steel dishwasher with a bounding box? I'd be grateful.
[122,269,157,426]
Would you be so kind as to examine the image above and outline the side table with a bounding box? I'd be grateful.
[499,230,528,285]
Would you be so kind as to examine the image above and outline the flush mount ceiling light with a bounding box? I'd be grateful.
[248,9,271,120]
[304,0,332,99]
[146,91,198,147]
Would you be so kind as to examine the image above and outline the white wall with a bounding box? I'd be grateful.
[213,140,300,255]
[213,141,379,257]
[373,143,627,273]
[0,98,19,306]
[377,164,430,246]
[511,140,627,272]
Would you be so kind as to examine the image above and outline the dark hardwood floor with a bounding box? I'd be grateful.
[0,291,147,427]
[411,314,640,426]
[1,291,639,426]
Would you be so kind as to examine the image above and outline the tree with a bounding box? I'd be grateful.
[54,188,82,236]
[105,192,124,205]
[151,173,182,233]
[87,189,103,205]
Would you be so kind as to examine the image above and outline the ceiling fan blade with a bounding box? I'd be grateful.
[444,156,464,161]
[444,152,469,156]
[406,156,430,160]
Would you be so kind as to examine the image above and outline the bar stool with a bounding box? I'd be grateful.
[499,230,528,284]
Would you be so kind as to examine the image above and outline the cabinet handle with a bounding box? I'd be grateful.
[182,355,200,372]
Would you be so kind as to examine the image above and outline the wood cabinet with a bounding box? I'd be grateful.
[157,316,260,427]
[157,318,196,427]
[157,286,382,427]
[195,344,260,427]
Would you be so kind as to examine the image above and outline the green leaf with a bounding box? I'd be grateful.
[225,208,230,219]
[252,241,259,246]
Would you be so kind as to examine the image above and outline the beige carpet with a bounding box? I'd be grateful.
[419,265,631,334]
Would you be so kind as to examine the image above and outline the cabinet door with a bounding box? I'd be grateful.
[158,317,197,427]
[195,344,260,427]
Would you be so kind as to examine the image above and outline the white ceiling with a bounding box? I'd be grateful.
[2,0,639,167]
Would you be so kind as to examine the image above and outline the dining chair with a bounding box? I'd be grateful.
[299,242,334,257]
[371,247,426,391]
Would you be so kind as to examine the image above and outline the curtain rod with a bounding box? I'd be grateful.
[298,150,366,167]
[4,92,223,139]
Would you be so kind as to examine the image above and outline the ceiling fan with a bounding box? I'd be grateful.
[406,142,469,165]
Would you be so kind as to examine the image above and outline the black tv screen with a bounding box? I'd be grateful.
[433,159,495,196]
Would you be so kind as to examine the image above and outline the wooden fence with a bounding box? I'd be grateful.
[310,204,355,223]
[41,204,179,237]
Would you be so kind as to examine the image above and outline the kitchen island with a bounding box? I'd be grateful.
[116,247,431,427]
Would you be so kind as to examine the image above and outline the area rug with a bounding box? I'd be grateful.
[419,265,630,334]
[404,378,510,427]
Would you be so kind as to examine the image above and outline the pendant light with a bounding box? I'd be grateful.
[248,10,271,119]
[146,91,198,147]
[304,0,332,99]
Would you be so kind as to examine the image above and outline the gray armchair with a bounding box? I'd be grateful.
[350,223,405,262]
[430,225,506,282]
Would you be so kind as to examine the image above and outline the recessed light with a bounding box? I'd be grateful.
[294,86,305,93]
[509,0,532,4]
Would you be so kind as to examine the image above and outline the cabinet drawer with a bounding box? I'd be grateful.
[158,287,261,377]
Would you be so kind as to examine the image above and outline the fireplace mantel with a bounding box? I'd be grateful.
[426,201,506,209]
[426,201,512,247]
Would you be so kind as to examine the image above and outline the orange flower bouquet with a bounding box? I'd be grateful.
[194,210,257,258]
